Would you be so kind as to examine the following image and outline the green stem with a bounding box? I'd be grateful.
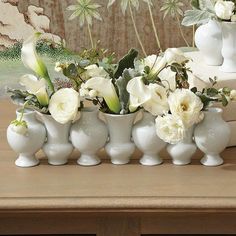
[147,1,162,52]
[192,25,195,48]
[19,100,30,122]
[176,14,190,47]
[44,72,55,94]
[87,23,94,49]
[129,3,147,57]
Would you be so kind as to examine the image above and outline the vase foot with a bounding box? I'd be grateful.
[15,154,39,168]
[200,154,224,167]
[172,159,191,166]
[77,154,101,166]
[110,158,130,165]
[220,61,236,73]
[140,154,163,166]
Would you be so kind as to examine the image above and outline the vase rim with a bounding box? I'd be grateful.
[204,107,223,113]
[16,108,35,115]
[221,21,236,25]
[81,107,98,113]
[102,111,138,117]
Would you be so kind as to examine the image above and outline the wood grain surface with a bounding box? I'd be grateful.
[17,0,193,57]
[1,98,236,235]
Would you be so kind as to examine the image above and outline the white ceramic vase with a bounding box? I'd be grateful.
[7,109,46,167]
[132,111,166,166]
[195,20,223,66]
[70,108,108,166]
[38,114,73,165]
[167,127,197,166]
[104,112,137,165]
[194,108,230,167]
[220,22,236,73]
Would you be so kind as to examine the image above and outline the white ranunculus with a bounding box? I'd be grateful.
[19,74,49,106]
[85,64,109,78]
[135,55,167,76]
[230,89,236,100]
[215,0,235,20]
[127,77,152,112]
[143,83,169,116]
[155,114,186,144]
[164,48,188,65]
[168,89,203,128]
[49,88,80,124]
[158,67,176,91]
[84,77,121,113]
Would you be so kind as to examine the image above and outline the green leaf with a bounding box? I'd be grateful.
[115,69,133,114]
[191,87,198,93]
[222,94,229,107]
[191,0,200,9]
[206,87,219,97]
[114,48,138,79]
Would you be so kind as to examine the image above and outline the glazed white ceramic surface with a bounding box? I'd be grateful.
[167,126,197,166]
[220,22,236,73]
[38,114,73,166]
[194,108,231,167]
[70,108,108,166]
[195,20,223,66]
[132,111,166,166]
[7,109,46,167]
[104,112,137,165]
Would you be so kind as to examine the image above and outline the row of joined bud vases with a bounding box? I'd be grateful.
[7,107,231,168]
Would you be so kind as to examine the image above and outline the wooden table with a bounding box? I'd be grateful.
[1,98,236,235]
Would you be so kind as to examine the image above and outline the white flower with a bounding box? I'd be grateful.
[55,62,63,72]
[89,89,98,98]
[231,14,236,21]
[155,114,186,144]
[85,64,109,78]
[168,89,203,128]
[164,48,188,65]
[21,33,54,92]
[127,77,169,115]
[84,77,121,113]
[19,74,49,106]
[127,76,152,112]
[79,83,89,97]
[10,120,28,136]
[230,89,236,100]
[215,0,235,20]
[158,67,176,91]
[49,88,80,124]
[135,55,167,76]
[143,83,169,116]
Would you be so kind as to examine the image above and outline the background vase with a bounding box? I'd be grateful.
[194,108,230,167]
[132,111,166,166]
[38,114,73,166]
[104,112,137,165]
[195,20,223,66]
[220,22,236,73]
[167,126,197,166]
[7,109,46,167]
[70,108,108,166]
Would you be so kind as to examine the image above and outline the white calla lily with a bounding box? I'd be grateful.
[49,88,80,124]
[19,74,49,106]
[158,67,176,91]
[85,77,121,113]
[127,76,151,112]
[21,33,54,93]
[85,64,109,78]
[164,48,188,65]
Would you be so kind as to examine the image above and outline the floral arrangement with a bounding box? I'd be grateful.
[183,0,236,26]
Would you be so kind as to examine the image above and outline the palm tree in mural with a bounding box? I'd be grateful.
[161,0,190,47]
[108,0,148,56]
[67,0,102,49]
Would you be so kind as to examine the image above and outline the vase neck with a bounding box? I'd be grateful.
[203,108,223,122]
[142,111,155,122]
[16,109,37,123]
[182,126,194,143]
[40,114,71,143]
[105,113,136,143]
[80,108,99,123]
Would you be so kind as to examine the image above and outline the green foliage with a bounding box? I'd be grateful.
[6,88,49,113]
[115,69,133,114]
[114,48,138,79]
[182,0,216,26]
[0,41,76,62]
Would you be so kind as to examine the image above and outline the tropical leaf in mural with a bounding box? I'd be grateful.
[67,0,102,27]
[160,0,184,19]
